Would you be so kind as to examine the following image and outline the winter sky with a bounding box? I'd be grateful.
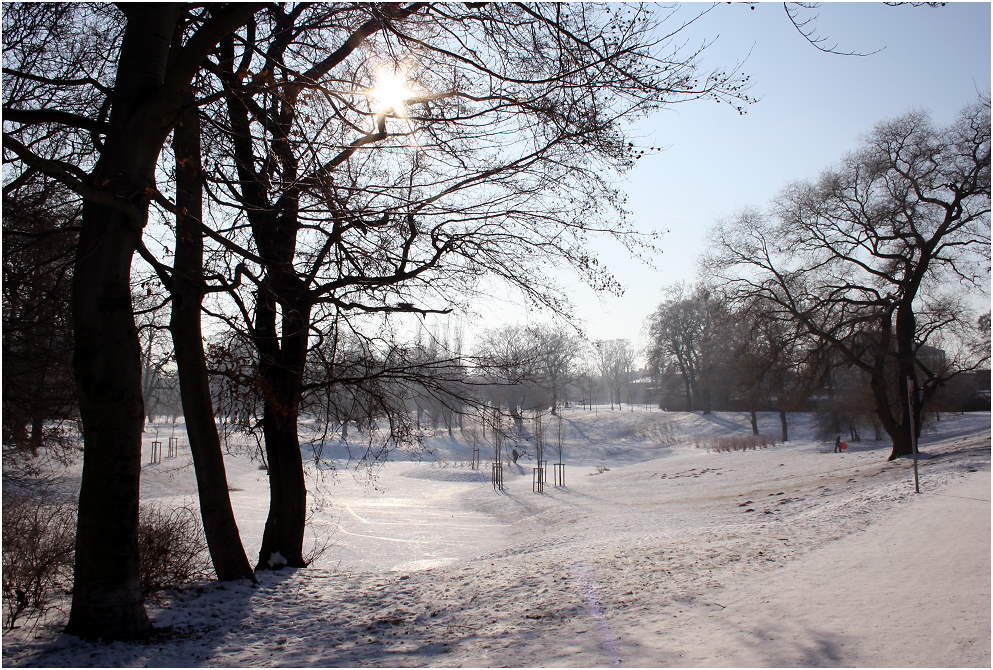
[482,1,991,349]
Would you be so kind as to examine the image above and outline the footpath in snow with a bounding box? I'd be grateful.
[2,409,989,667]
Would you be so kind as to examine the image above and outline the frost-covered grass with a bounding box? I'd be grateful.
[3,409,989,667]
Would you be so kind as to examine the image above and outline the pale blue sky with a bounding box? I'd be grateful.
[551,1,992,349]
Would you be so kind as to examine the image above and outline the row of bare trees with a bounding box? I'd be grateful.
[648,283,841,440]
[3,3,751,640]
[647,103,990,460]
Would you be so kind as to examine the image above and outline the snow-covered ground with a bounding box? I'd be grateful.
[3,408,990,667]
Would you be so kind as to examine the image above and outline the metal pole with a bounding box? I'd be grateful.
[907,377,920,494]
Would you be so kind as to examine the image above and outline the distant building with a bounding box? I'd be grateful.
[916,344,947,375]
[933,369,991,412]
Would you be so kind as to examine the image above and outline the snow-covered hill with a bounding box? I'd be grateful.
[4,409,989,667]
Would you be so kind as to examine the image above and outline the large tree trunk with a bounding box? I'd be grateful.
[868,303,920,461]
[63,3,260,638]
[65,5,186,639]
[779,410,789,442]
[171,103,255,582]
[257,366,308,569]
[749,409,759,435]
[868,357,911,461]
[65,198,152,640]
[254,288,311,570]
[894,301,922,455]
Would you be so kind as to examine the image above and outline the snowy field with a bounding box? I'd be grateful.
[3,408,990,667]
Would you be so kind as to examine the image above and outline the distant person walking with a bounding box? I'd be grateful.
[834,435,842,453]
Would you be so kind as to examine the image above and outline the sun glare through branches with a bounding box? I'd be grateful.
[368,67,413,116]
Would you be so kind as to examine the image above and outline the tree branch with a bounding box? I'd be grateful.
[3,106,109,133]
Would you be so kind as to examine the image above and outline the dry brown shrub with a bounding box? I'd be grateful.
[3,484,213,629]
[137,503,213,598]
[695,433,776,452]
[1,492,75,630]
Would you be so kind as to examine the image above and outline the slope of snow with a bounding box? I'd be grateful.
[3,409,989,667]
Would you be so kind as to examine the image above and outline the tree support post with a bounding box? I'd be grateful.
[491,461,504,491]
[532,465,544,493]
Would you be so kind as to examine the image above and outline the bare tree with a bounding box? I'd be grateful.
[708,103,990,459]
[572,354,601,410]
[3,2,261,640]
[526,325,582,414]
[646,285,729,413]
[1,0,756,630]
[165,98,256,582]
[720,303,781,434]
[720,298,825,440]
[194,3,749,568]
[476,325,545,433]
[300,316,474,459]
[593,339,635,411]
[134,290,175,425]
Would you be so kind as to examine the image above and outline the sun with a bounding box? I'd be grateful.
[368,67,413,116]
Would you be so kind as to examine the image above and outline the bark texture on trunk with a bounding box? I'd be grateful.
[66,199,152,640]
[257,394,308,569]
[254,285,311,570]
